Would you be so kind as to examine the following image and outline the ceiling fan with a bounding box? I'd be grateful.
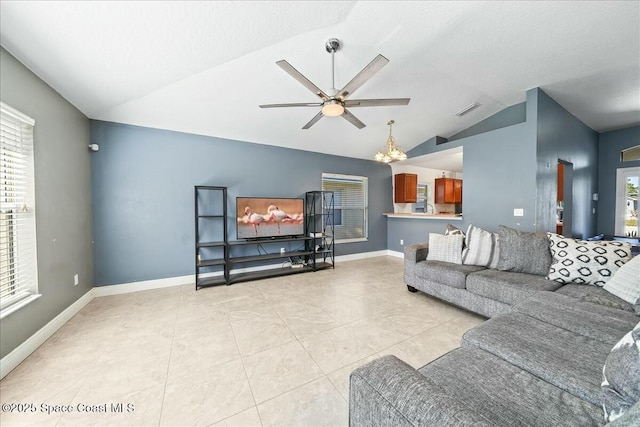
[259,38,410,129]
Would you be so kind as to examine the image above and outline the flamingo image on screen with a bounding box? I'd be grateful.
[237,197,304,239]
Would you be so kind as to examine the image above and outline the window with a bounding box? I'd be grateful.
[322,173,368,243]
[615,167,639,237]
[1,102,39,319]
[621,145,640,162]
[413,184,427,213]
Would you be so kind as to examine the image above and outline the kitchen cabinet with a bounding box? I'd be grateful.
[435,178,462,204]
[394,173,418,203]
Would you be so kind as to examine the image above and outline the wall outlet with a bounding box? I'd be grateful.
[400,239,404,245]
[74,274,79,286]
[513,208,524,217]
[280,248,285,254]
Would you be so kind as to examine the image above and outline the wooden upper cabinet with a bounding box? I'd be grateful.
[435,178,463,204]
[394,173,418,203]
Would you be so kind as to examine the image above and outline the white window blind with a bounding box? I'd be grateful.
[322,173,368,243]
[1,102,39,318]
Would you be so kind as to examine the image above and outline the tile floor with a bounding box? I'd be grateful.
[0,256,485,427]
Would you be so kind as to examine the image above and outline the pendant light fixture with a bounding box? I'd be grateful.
[374,120,407,163]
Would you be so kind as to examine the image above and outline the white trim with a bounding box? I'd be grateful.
[615,167,640,236]
[335,237,368,244]
[93,274,193,297]
[387,250,404,259]
[335,250,389,262]
[0,289,94,380]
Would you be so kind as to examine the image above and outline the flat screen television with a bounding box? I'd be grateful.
[236,197,304,239]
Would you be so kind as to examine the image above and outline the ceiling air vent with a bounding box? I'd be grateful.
[456,102,481,116]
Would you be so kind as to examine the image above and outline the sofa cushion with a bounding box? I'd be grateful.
[462,312,612,406]
[426,233,463,264]
[547,233,632,286]
[414,260,485,289]
[497,225,552,276]
[602,322,640,423]
[603,255,640,304]
[462,224,500,269]
[466,269,562,305]
[349,355,493,427]
[418,346,605,427]
[555,284,634,313]
[513,292,638,346]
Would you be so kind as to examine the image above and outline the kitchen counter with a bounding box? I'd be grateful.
[384,213,463,220]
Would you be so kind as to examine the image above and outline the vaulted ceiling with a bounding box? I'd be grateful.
[1,1,638,160]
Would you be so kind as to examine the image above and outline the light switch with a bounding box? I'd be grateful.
[513,208,524,217]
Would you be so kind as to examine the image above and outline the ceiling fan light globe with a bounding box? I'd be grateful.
[374,151,385,161]
[321,101,344,117]
[399,152,407,161]
[390,149,400,159]
[382,155,392,163]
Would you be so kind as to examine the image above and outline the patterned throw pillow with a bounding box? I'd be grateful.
[444,224,465,237]
[427,233,463,264]
[602,321,640,422]
[603,256,640,304]
[462,224,500,269]
[547,233,632,286]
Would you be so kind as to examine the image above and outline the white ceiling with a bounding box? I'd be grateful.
[1,1,638,160]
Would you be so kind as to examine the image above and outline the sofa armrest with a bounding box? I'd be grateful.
[349,355,493,427]
[404,244,428,288]
[404,243,429,263]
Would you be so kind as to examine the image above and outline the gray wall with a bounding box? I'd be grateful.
[534,88,599,239]
[0,48,93,358]
[90,120,392,286]
[597,126,640,235]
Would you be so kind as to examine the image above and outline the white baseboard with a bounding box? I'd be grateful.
[93,274,194,297]
[335,250,389,262]
[386,250,404,259]
[0,289,95,380]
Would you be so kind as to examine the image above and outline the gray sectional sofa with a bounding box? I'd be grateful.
[349,230,639,426]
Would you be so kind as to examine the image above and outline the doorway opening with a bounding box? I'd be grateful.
[615,167,639,237]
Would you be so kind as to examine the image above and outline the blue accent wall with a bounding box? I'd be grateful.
[534,88,599,239]
[90,121,392,286]
[597,126,640,235]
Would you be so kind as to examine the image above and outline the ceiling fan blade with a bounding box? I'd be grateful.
[341,109,366,129]
[276,60,330,101]
[336,54,389,100]
[259,102,323,108]
[302,111,324,130]
[343,98,411,107]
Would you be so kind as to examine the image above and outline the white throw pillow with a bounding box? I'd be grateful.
[603,256,640,304]
[462,224,500,269]
[427,233,463,265]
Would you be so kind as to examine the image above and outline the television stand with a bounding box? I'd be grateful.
[194,186,335,290]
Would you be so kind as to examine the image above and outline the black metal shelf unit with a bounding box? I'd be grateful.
[195,186,334,290]
[305,191,335,270]
[226,236,314,285]
[195,186,228,290]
